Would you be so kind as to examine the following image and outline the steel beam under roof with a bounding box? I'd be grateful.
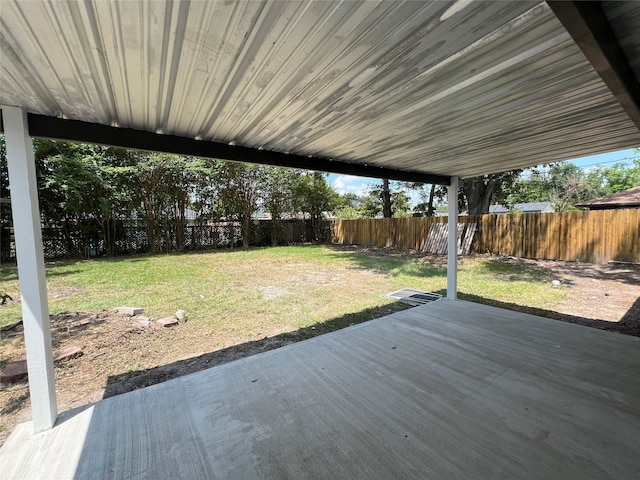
[0,112,450,185]
[548,1,640,131]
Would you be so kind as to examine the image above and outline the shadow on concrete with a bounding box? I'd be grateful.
[102,302,411,400]
[620,296,640,332]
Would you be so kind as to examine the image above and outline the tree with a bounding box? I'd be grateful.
[334,193,366,220]
[361,180,412,218]
[293,171,338,241]
[336,193,365,209]
[121,152,214,253]
[390,190,412,217]
[261,167,300,245]
[161,155,212,251]
[128,153,176,253]
[547,163,592,210]
[412,184,438,217]
[33,140,136,255]
[461,170,522,215]
[602,158,640,194]
[333,192,364,220]
[509,168,549,205]
[381,178,392,218]
[509,163,582,210]
[509,155,640,211]
[189,157,221,220]
[30,141,223,255]
[214,162,264,248]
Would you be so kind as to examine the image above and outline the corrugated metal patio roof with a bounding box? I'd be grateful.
[1,1,639,179]
[1,0,640,443]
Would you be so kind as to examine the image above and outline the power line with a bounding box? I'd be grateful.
[574,157,638,169]
[521,158,638,176]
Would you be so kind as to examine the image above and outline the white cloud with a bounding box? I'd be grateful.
[331,175,375,196]
[331,175,425,207]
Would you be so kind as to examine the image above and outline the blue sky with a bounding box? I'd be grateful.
[329,148,639,204]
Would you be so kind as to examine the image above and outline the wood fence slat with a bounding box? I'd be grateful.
[460,223,477,255]
[603,210,613,262]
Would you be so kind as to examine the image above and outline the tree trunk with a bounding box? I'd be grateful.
[164,217,171,253]
[427,184,436,217]
[145,211,157,253]
[463,177,496,215]
[242,215,250,248]
[382,178,392,218]
[176,198,186,251]
[101,217,115,256]
[61,220,76,257]
[271,217,281,246]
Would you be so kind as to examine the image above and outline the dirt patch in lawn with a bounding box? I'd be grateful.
[0,302,406,446]
[5,286,86,305]
[490,256,640,335]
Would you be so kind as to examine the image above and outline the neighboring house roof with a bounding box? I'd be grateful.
[576,186,640,210]
[125,208,203,221]
[253,212,337,221]
[252,211,272,221]
[184,208,199,220]
[489,202,555,214]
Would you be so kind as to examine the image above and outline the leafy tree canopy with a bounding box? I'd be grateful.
[509,154,640,211]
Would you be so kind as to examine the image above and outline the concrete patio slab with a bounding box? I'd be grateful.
[2,300,639,479]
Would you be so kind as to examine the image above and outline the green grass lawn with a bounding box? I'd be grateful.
[0,245,566,331]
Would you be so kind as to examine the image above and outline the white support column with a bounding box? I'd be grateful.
[3,106,57,432]
[447,176,459,301]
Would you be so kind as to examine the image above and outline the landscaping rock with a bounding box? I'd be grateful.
[54,345,84,363]
[1,360,28,383]
[114,306,144,316]
[134,317,151,328]
[175,309,186,321]
[157,317,179,327]
[1,346,83,383]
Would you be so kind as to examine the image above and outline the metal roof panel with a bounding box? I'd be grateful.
[1,0,639,178]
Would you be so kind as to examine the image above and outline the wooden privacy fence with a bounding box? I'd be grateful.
[330,208,640,264]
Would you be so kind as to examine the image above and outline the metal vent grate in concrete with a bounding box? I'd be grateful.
[384,288,442,306]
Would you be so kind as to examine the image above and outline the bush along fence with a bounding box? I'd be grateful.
[330,208,640,264]
[0,219,327,261]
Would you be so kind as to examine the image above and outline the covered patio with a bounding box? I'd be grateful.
[2,300,639,478]
[1,1,640,477]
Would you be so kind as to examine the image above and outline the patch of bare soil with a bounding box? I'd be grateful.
[0,303,404,446]
[7,285,86,305]
[493,256,640,335]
